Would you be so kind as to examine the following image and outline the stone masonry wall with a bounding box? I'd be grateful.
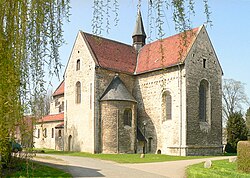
[94,68,135,152]
[34,121,61,149]
[134,67,186,155]
[64,32,95,153]
[101,100,137,153]
[185,26,223,155]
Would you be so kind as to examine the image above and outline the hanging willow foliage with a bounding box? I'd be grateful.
[92,0,211,38]
[0,0,70,170]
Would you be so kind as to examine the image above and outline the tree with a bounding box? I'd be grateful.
[92,0,212,38]
[0,0,70,171]
[225,112,248,153]
[30,90,52,117]
[222,79,249,122]
[246,107,250,139]
[0,0,210,172]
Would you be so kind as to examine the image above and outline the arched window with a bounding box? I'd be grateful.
[162,91,172,120]
[123,108,132,126]
[199,79,210,122]
[76,81,81,103]
[76,59,80,71]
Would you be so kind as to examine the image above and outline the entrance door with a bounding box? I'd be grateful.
[68,135,72,151]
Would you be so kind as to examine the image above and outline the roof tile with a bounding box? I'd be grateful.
[53,81,64,96]
[38,113,64,123]
[135,27,199,74]
[82,32,137,74]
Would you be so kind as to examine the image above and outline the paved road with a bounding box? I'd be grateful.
[34,154,235,178]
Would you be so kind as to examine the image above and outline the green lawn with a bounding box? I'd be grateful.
[38,149,216,163]
[3,157,71,177]
[186,159,250,178]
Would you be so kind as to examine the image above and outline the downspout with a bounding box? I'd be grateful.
[178,64,183,156]
[117,109,119,153]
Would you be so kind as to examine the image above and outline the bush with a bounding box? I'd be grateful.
[237,141,250,173]
[225,142,236,153]
[226,112,248,153]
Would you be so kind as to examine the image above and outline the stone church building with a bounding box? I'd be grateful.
[34,11,223,156]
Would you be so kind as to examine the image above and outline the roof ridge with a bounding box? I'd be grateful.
[81,31,133,48]
[52,80,64,96]
[145,26,200,47]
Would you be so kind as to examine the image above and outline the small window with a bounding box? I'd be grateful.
[55,98,59,107]
[58,130,62,137]
[76,59,80,71]
[203,58,206,68]
[52,128,54,138]
[162,91,172,120]
[59,101,64,113]
[76,81,81,103]
[44,128,47,138]
[123,109,132,126]
[38,129,40,138]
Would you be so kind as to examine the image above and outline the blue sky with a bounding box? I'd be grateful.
[54,0,250,111]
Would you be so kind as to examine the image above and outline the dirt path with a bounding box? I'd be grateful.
[34,154,235,178]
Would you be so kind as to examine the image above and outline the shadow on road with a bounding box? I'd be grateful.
[33,160,105,177]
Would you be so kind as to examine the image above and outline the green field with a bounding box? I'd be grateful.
[38,149,216,163]
[186,159,250,178]
[4,160,71,177]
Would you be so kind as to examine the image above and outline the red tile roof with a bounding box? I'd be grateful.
[38,113,64,123]
[57,27,201,96]
[53,81,64,96]
[82,32,137,74]
[135,27,200,74]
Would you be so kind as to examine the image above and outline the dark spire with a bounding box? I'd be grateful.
[132,10,146,51]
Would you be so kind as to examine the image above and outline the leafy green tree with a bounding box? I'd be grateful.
[246,107,250,139]
[0,0,211,173]
[0,0,69,171]
[225,112,248,153]
[92,0,212,37]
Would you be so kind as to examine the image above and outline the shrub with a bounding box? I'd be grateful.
[226,112,248,153]
[225,142,236,153]
[237,141,250,173]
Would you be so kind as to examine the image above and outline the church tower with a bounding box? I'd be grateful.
[132,10,146,51]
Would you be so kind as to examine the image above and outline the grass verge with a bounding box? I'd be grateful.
[186,159,250,178]
[4,158,71,177]
[37,148,216,163]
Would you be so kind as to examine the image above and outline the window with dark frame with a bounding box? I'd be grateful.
[123,109,132,126]
[38,129,40,138]
[58,130,62,137]
[52,128,54,138]
[163,91,172,121]
[44,128,47,138]
[76,81,81,103]
[199,79,209,122]
[203,58,206,68]
[76,59,80,71]
[148,137,153,152]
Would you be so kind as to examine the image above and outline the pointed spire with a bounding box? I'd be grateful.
[132,10,146,37]
[132,10,146,51]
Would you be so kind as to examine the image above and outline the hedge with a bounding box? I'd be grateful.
[237,141,250,173]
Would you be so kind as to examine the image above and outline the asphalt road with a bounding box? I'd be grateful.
[34,154,235,178]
